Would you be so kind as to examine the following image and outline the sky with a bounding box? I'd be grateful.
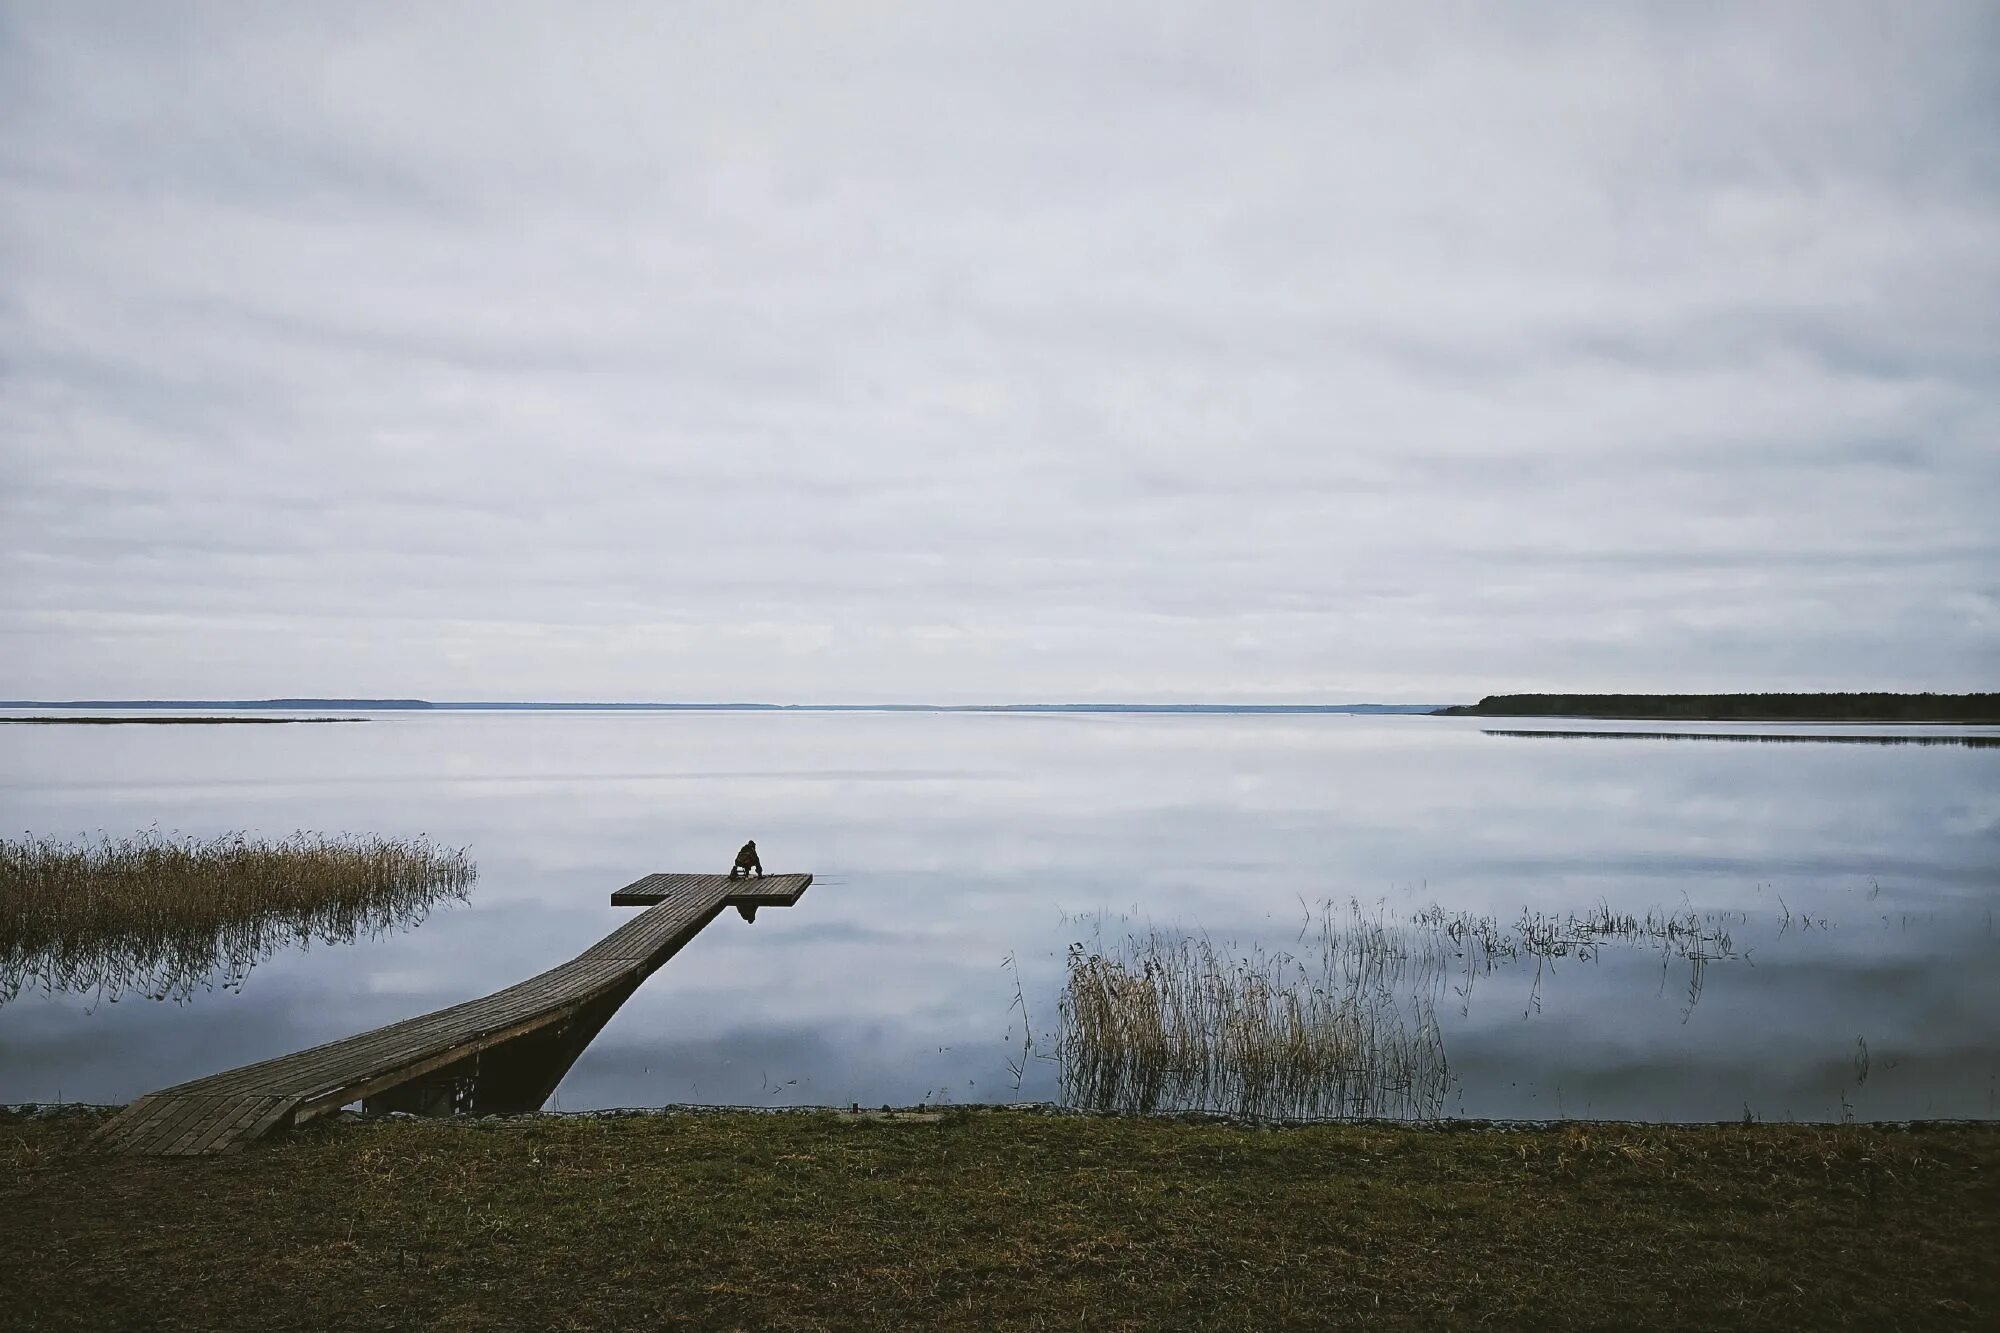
[2,2,1996,703]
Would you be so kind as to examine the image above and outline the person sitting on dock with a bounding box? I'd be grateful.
[729,839,763,879]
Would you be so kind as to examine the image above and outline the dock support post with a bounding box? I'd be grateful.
[363,1055,477,1116]
[468,980,642,1116]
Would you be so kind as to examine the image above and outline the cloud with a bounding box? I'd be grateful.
[3,2,1996,700]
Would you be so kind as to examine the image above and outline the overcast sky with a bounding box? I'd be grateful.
[3,3,1995,702]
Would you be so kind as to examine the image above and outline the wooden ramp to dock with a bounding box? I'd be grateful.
[95,872,812,1156]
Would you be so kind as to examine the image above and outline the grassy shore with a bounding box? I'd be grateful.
[4,1109,1995,1330]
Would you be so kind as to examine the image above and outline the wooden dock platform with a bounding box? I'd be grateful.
[94,872,812,1156]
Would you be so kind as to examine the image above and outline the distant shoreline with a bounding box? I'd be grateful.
[1436,692,1998,724]
[8,694,1994,722]
[0,700,1447,715]
[0,698,429,711]
[0,717,360,726]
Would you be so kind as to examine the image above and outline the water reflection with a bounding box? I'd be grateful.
[1056,899,1768,1120]
[1058,903,1449,1119]
[0,711,1993,1123]
[1485,729,1999,748]
[1420,903,1749,1022]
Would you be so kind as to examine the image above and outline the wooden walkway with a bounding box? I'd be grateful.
[94,872,812,1156]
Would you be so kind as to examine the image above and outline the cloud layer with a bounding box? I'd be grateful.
[4,2,1996,700]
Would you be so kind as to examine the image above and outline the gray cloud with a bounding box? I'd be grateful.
[3,2,1996,700]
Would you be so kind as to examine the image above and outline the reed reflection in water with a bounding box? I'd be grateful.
[1419,902,1750,1023]
[1484,729,1999,748]
[1058,903,1452,1121]
[1058,898,1761,1121]
[0,831,474,1005]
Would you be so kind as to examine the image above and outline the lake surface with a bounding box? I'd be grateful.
[3,709,1996,1122]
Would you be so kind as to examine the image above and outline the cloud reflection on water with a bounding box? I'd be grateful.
[0,711,1993,1122]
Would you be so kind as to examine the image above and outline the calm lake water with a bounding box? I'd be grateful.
[3,709,1996,1122]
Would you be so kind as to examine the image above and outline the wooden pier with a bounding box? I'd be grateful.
[94,872,812,1156]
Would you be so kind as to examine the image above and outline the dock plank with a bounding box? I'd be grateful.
[97,871,812,1155]
[184,1096,284,1157]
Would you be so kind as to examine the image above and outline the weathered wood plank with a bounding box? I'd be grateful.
[184,1096,284,1157]
[102,871,811,1155]
[136,1091,229,1152]
[191,956,632,1097]
[164,1096,245,1156]
[138,1093,228,1156]
[91,1094,159,1149]
[291,996,600,1120]
[610,872,810,906]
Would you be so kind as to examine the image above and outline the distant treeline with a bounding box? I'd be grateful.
[1435,693,2000,722]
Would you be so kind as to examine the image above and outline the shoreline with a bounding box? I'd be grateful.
[1434,691,1998,724]
[10,1100,2000,1131]
[1448,711,2000,724]
[0,716,361,725]
[7,1106,1994,1329]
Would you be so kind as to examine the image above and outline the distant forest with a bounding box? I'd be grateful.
[1434,693,1999,722]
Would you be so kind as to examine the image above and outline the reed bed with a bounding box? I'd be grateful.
[0,830,474,1004]
[1058,902,1451,1121]
[1058,896,1760,1119]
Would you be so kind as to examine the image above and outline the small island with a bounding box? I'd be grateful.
[1433,692,1999,723]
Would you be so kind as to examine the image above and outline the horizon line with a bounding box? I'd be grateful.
[0,697,1456,712]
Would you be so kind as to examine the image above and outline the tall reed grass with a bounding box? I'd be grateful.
[1058,902,1451,1121]
[1057,897,1753,1120]
[0,830,474,1004]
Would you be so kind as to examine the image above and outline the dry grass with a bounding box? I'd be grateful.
[1058,899,1773,1120]
[1058,904,1449,1120]
[2,1108,1995,1330]
[0,830,473,1003]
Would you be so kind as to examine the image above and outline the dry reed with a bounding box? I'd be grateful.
[0,830,474,1004]
[1058,902,1451,1121]
[1059,896,1755,1119]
